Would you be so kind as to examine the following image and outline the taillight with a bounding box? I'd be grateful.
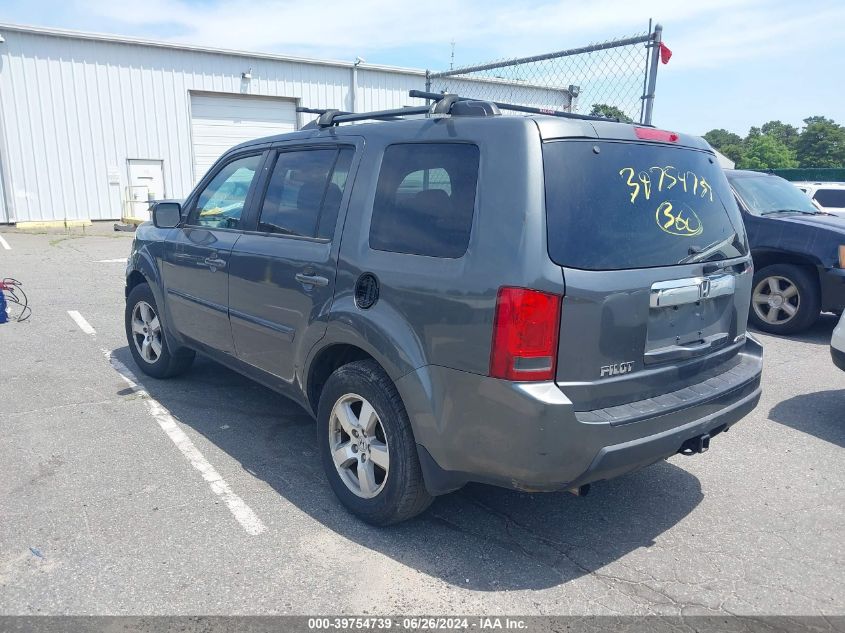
[490,287,561,382]
[634,127,679,142]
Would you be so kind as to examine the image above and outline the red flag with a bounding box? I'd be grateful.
[659,42,672,64]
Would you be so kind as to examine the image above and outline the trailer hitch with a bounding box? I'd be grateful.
[679,433,710,456]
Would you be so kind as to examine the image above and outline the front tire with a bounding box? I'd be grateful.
[749,264,820,335]
[318,360,433,525]
[125,282,195,378]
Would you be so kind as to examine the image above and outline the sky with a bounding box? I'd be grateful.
[2,0,843,135]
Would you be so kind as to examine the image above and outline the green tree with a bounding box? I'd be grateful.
[589,103,632,122]
[760,120,799,149]
[702,128,742,150]
[720,143,746,166]
[796,116,845,167]
[737,135,798,170]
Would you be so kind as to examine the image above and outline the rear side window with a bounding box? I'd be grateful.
[813,188,845,208]
[258,147,354,239]
[369,143,480,258]
[543,140,747,270]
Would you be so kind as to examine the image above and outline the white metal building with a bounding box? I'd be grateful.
[0,24,573,225]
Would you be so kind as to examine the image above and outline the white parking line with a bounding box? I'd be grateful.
[94,258,127,263]
[0,234,10,250]
[67,310,96,336]
[102,348,268,536]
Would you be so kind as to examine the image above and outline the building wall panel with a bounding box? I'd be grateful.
[0,26,569,223]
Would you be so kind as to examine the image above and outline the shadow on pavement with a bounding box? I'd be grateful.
[769,389,845,448]
[750,312,839,346]
[113,346,703,591]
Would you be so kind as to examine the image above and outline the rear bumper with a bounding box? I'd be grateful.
[398,336,763,496]
[819,266,845,313]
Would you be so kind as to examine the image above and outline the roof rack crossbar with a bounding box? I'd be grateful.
[296,90,622,129]
[328,105,433,125]
[297,104,434,128]
[408,90,618,123]
[297,106,352,116]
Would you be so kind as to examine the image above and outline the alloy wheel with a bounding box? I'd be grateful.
[328,393,390,499]
[130,300,163,364]
[752,275,800,326]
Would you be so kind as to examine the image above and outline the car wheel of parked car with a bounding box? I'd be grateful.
[125,283,195,378]
[750,264,820,335]
[318,359,433,525]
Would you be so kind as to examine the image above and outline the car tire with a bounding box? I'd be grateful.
[125,282,195,378]
[749,264,820,335]
[318,359,433,525]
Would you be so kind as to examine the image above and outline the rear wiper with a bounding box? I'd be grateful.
[680,232,738,264]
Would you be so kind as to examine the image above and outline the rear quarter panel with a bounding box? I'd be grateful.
[323,117,560,381]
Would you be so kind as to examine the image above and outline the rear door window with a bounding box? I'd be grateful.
[258,147,354,238]
[543,140,746,270]
[369,143,480,258]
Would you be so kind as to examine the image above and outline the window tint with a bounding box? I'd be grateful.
[398,167,452,195]
[544,141,747,270]
[370,144,479,258]
[193,154,262,229]
[813,188,845,208]
[258,147,353,238]
[319,148,354,239]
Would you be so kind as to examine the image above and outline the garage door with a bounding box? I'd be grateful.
[190,93,297,182]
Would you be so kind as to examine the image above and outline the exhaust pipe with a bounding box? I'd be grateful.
[679,433,710,456]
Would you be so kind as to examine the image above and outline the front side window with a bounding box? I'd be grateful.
[192,154,262,229]
[258,147,354,238]
[369,143,480,258]
[813,188,845,208]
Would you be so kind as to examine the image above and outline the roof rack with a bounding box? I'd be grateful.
[297,89,620,129]
[408,90,619,123]
[298,104,436,129]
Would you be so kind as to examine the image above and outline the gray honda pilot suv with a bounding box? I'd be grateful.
[125,92,763,525]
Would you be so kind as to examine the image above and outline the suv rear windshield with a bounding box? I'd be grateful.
[544,140,746,270]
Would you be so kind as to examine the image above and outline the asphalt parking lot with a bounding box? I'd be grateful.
[0,224,843,617]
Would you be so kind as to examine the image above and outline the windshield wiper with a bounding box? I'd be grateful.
[760,209,815,216]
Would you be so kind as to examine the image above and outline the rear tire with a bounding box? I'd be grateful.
[318,360,433,525]
[749,264,820,335]
[125,282,195,378]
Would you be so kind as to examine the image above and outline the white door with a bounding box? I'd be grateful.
[127,159,165,222]
[190,93,297,183]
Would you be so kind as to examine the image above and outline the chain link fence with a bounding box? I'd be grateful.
[426,25,662,124]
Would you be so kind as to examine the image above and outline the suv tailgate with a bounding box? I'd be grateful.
[543,138,752,412]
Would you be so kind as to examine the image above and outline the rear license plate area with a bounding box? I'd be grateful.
[645,275,735,363]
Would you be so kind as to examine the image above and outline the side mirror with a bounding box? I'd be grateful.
[152,202,182,228]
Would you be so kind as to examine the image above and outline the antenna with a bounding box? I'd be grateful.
[450,40,455,70]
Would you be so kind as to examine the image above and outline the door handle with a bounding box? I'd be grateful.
[203,256,227,270]
[295,272,329,287]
